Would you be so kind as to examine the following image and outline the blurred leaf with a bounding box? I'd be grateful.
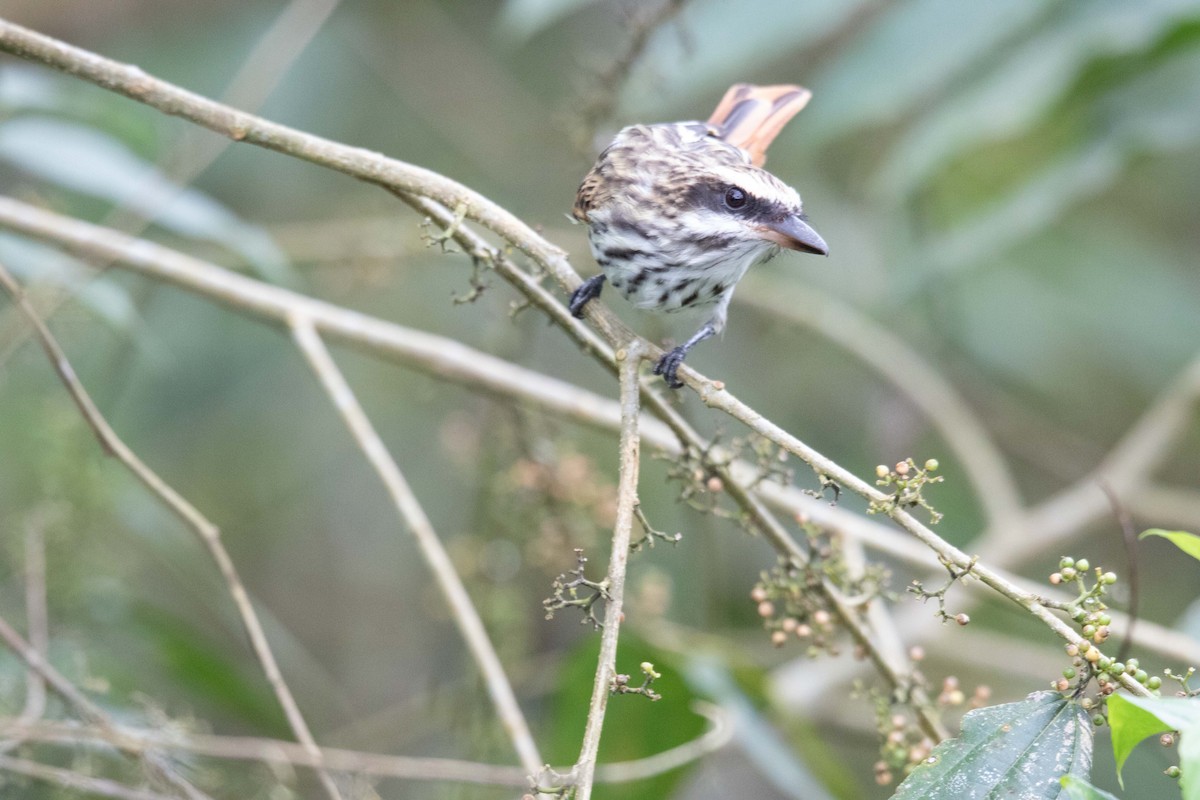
[1059,774,1121,799]
[0,117,293,283]
[685,656,837,799]
[0,65,67,112]
[546,634,704,800]
[806,0,1057,142]
[1108,694,1200,794]
[889,692,1092,799]
[1141,529,1200,562]
[621,0,866,118]
[906,47,1200,292]
[495,0,598,44]
[878,0,1200,199]
[0,233,145,332]
[947,224,1200,406]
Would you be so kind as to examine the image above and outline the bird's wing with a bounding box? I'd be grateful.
[706,84,811,167]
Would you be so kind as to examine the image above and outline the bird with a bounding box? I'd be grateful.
[568,83,828,388]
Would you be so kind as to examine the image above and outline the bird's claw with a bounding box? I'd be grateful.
[653,347,687,389]
[568,274,606,318]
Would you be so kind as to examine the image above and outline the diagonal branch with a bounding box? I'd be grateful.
[287,314,544,777]
[0,262,341,800]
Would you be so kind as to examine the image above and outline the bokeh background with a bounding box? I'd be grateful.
[2,1,1200,798]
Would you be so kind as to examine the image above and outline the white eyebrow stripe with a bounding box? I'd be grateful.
[705,165,801,208]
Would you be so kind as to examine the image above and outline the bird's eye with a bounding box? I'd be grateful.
[724,186,748,210]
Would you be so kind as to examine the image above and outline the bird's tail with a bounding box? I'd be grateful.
[707,84,812,167]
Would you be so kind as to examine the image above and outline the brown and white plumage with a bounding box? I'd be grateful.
[569,84,827,388]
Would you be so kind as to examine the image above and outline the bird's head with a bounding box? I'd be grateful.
[575,121,827,260]
[674,149,828,257]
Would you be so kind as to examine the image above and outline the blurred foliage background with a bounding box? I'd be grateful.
[1,0,1199,798]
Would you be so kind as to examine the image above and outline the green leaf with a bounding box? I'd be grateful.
[1108,694,1200,791]
[1059,774,1121,800]
[1141,529,1200,562]
[889,691,1092,799]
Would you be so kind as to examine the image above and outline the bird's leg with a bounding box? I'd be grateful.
[653,322,716,389]
[568,274,606,318]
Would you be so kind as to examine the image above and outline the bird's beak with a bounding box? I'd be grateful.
[761,215,828,256]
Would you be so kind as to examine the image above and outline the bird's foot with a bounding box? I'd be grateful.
[568,274,606,318]
[653,346,688,389]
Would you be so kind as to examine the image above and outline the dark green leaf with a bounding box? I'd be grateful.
[890,691,1092,799]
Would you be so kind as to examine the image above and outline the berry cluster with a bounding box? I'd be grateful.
[869,458,944,524]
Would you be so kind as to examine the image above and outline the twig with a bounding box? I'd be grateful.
[0,261,336,799]
[0,754,176,800]
[287,314,544,776]
[571,341,645,800]
[0,705,730,787]
[0,613,212,800]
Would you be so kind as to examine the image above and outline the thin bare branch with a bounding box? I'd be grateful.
[0,705,729,788]
[0,261,336,798]
[0,754,176,800]
[572,341,645,800]
[0,613,211,800]
[287,314,544,776]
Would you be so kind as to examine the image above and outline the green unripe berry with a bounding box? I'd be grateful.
[1110,662,1125,675]
[1076,558,1090,572]
[1059,556,1075,569]
[1126,658,1139,671]
[1101,572,1117,585]
[1135,670,1149,683]
[1097,614,1112,626]
[1092,714,1106,727]
[1072,607,1087,622]
[1082,624,1096,638]
[1167,766,1181,779]
[1063,667,1077,679]
[1060,567,1078,581]
[924,459,939,472]
[1148,676,1163,690]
